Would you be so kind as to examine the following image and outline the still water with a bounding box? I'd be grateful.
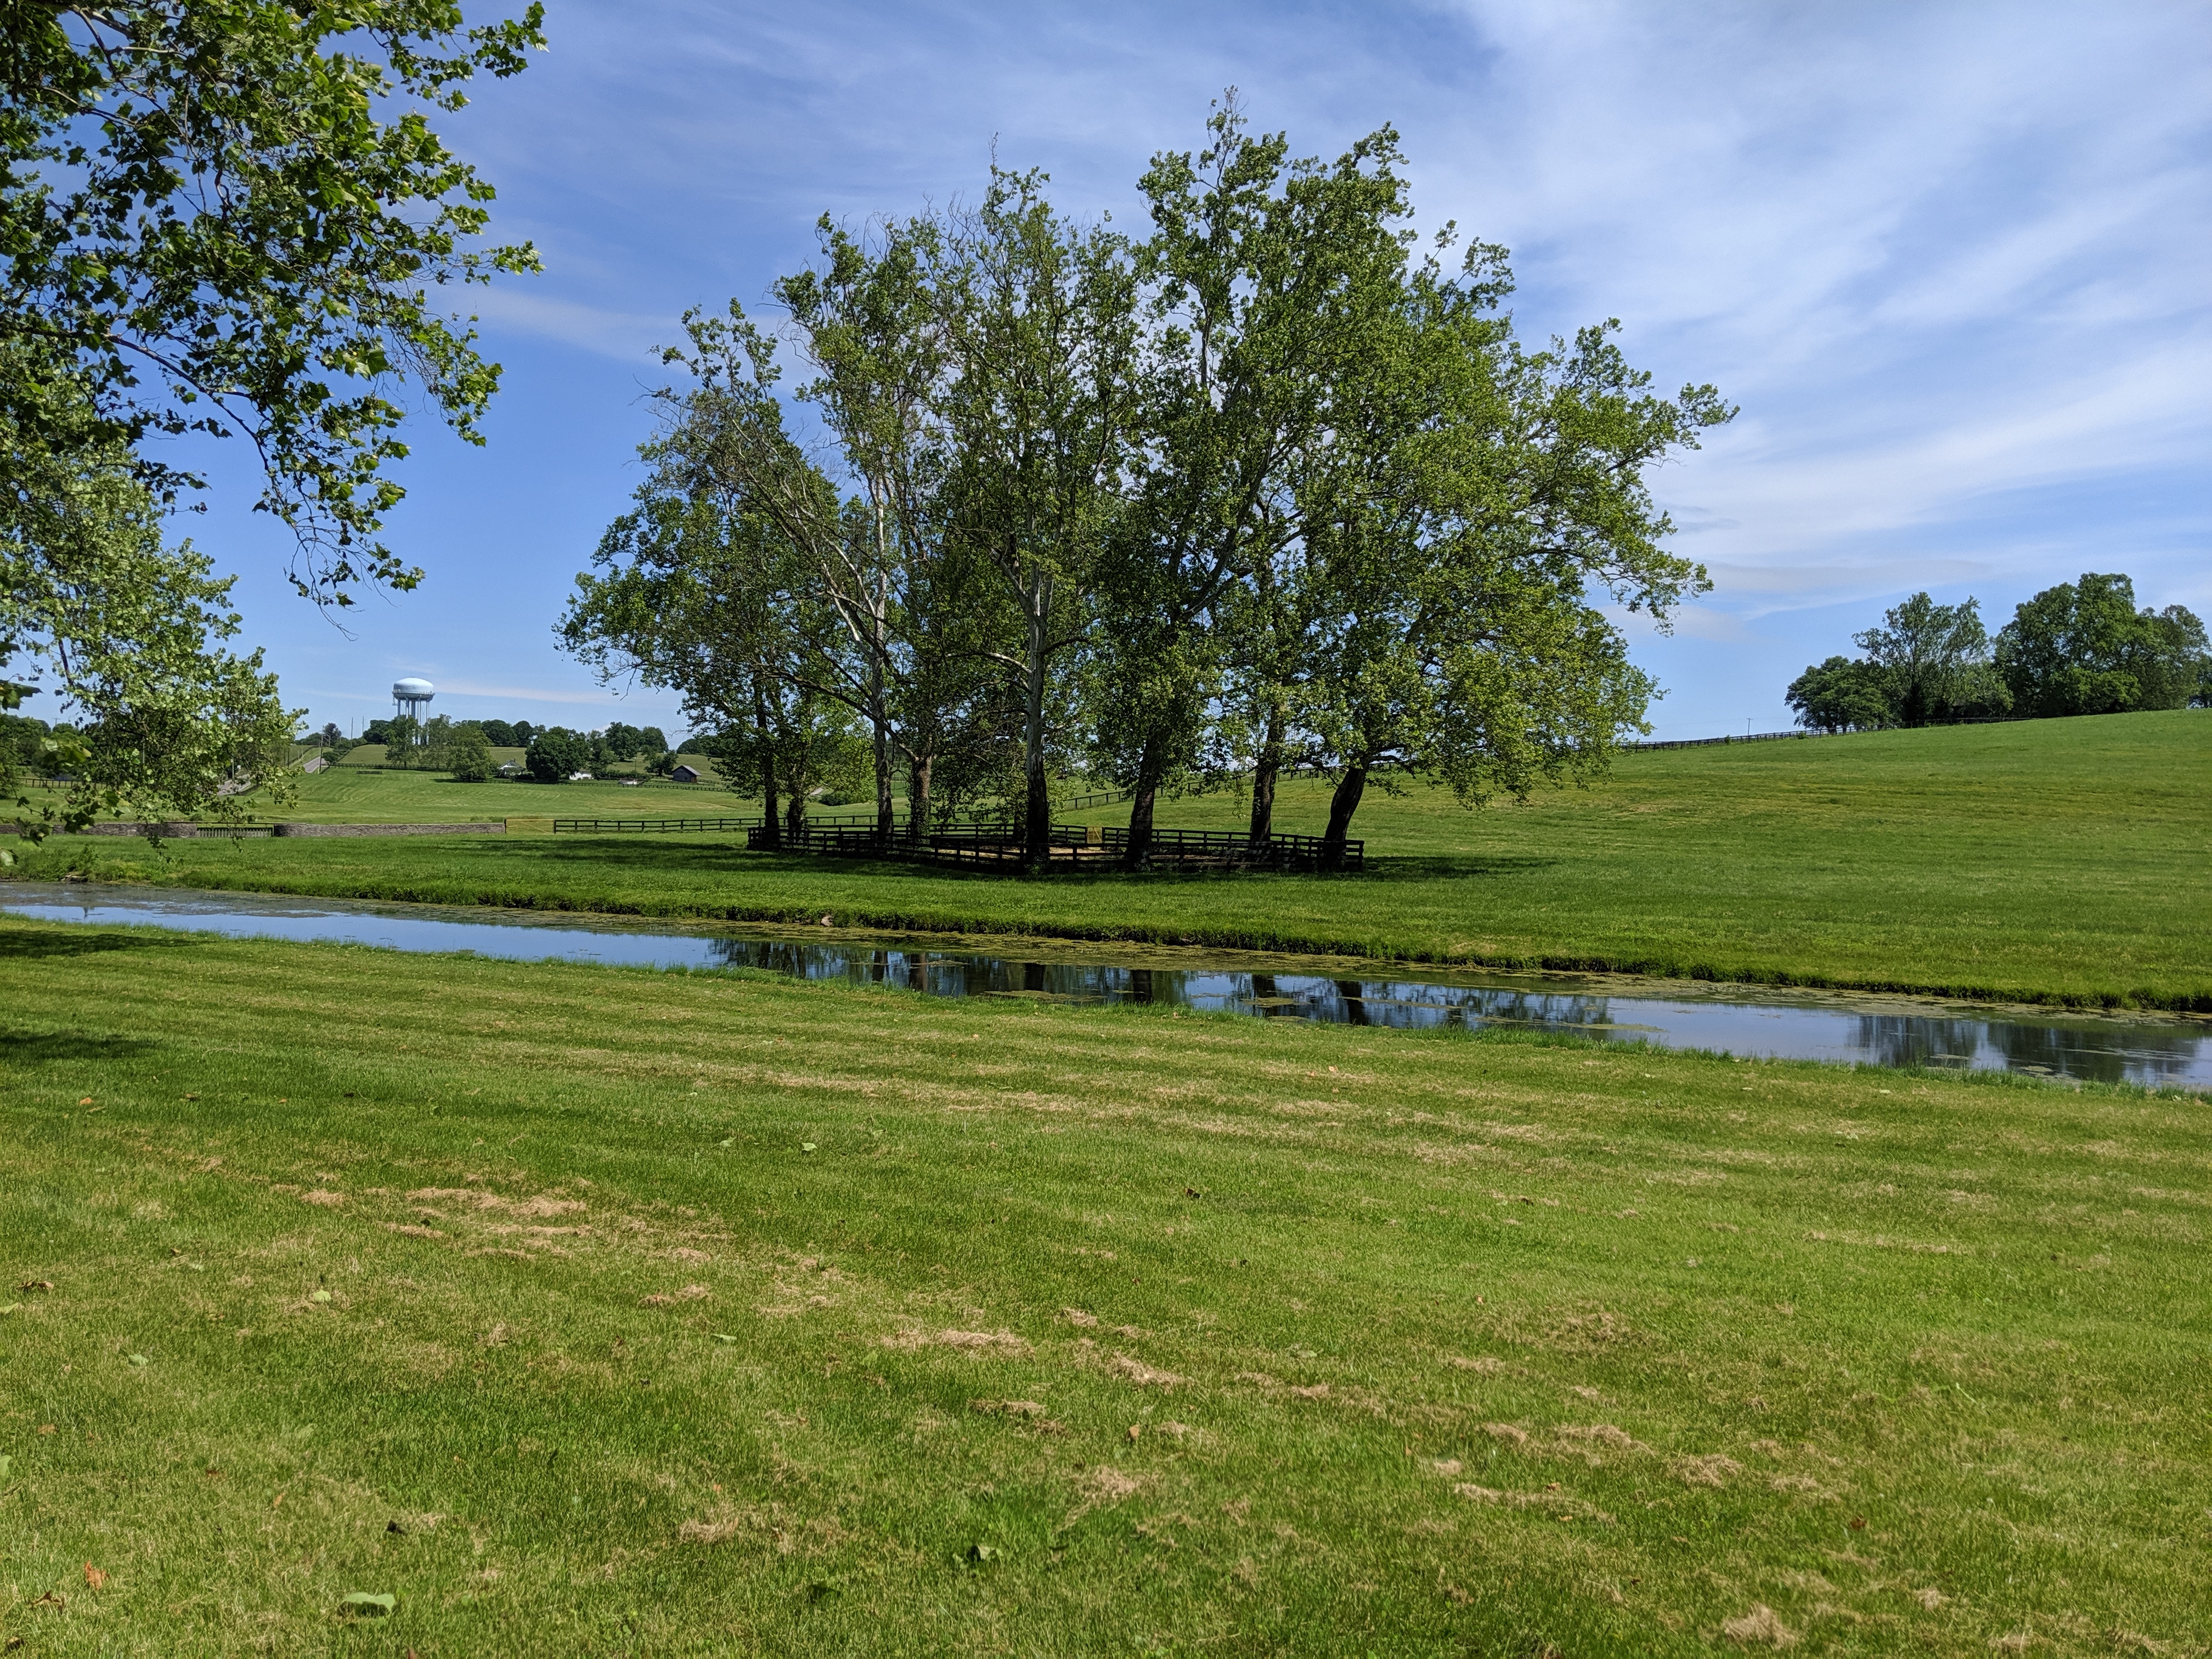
[3,883,2204,1090]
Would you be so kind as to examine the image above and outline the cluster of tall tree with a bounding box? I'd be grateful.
[562,103,1731,867]
[1786,575,2209,734]
[342,716,566,753]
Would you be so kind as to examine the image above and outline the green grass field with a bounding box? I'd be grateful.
[15,749,740,826]
[2,915,2206,1655]
[10,713,2208,1008]
[277,755,733,822]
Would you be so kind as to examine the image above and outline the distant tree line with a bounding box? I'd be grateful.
[323,715,674,784]
[561,101,1731,867]
[517,724,675,784]
[1787,574,2210,734]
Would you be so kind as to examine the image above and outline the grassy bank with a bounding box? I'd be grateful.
[1,917,2206,1655]
[9,713,2207,1009]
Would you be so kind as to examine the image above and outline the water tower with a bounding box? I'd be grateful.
[392,677,434,745]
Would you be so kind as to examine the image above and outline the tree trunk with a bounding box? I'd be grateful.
[1320,762,1367,870]
[871,710,895,849]
[1247,706,1283,845]
[1334,979,1371,1026]
[905,749,933,846]
[753,691,781,851]
[1124,738,1163,870]
[1022,584,1053,871]
[785,791,806,842]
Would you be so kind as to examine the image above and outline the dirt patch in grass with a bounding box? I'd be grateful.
[1721,1604,1798,1646]
[881,1327,1031,1356]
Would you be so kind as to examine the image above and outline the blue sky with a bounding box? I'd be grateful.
[93,0,2212,741]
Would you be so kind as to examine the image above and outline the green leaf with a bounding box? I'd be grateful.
[965,1543,998,1564]
[126,1353,149,1367]
[339,1591,396,1616]
[801,1143,817,1153]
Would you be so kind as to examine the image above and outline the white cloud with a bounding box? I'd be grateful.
[451,288,667,363]
[415,679,612,706]
[1700,560,1993,601]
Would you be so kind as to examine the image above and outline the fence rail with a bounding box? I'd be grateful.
[1620,731,1825,752]
[551,815,763,834]
[753,821,1362,874]
[1622,713,2040,751]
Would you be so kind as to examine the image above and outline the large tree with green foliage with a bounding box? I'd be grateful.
[1995,573,2208,718]
[930,169,1142,867]
[639,269,991,848]
[561,448,866,844]
[1,2,543,834]
[1784,656,1896,733]
[1289,247,1729,862]
[1,421,292,837]
[445,721,492,781]
[1,0,546,600]
[523,727,585,784]
[1092,100,1414,866]
[1844,592,2008,727]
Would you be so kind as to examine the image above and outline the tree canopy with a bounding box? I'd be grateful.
[1,409,292,836]
[1995,573,2209,718]
[1,2,544,836]
[1,0,546,601]
[563,100,1730,867]
[1788,577,2205,732]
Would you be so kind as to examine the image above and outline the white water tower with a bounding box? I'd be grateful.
[392,677,435,740]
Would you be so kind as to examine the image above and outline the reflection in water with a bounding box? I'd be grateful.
[690,934,2208,1090]
[1850,1013,2207,1088]
[2,883,2204,1090]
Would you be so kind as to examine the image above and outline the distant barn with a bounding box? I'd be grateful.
[671,763,701,783]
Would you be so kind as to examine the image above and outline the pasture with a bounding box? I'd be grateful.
[1,916,2206,1655]
[10,712,2208,1009]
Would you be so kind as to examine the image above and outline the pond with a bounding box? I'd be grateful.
[3,882,2205,1090]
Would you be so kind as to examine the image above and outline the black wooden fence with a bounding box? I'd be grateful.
[551,815,762,833]
[749,821,1361,873]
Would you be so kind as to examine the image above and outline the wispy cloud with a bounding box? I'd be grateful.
[420,676,650,707]
[451,289,669,363]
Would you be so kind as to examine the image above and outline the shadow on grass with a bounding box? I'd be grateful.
[528,842,1561,885]
[1,1026,161,1064]
[0,924,200,961]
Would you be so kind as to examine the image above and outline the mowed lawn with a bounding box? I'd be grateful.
[2,918,2207,1655]
[14,751,737,826]
[12,712,2208,1008]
